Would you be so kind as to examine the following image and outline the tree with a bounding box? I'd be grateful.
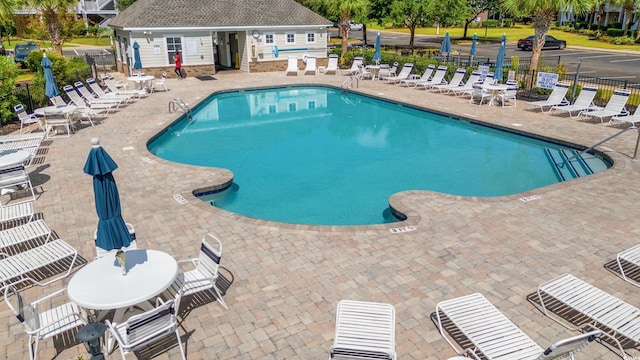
[389,0,428,49]
[502,0,595,71]
[18,0,76,54]
[325,0,369,61]
[461,0,499,38]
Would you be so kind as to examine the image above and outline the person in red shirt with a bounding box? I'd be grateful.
[173,51,183,80]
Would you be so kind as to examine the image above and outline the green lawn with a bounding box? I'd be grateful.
[366,23,640,52]
[3,37,112,50]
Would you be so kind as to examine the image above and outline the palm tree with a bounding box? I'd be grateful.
[19,0,76,54]
[502,0,595,71]
[325,0,369,63]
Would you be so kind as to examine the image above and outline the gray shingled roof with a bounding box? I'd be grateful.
[110,0,332,28]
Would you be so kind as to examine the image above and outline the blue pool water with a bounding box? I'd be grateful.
[148,86,610,226]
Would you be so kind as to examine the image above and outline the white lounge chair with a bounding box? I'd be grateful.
[538,273,640,359]
[436,293,601,360]
[385,63,414,84]
[14,104,44,134]
[166,234,228,311]
[431,68,466,93]
[580,88,631,125]
[330,300,395,360]
[416,65,449,89]
[103,76,146,97]
[0,219,51,255]
[0,165,36,206]
[325,54,339,75]
[610,104,640,128]
[399,64,432,87]
[4,279,86,360]
[616,243,640,287]
[525,82,571,112]
[0,133,45,144]
[0,201,34,225]
[105,298,186,360]
[343,56,363,76]
[285,56,299,75]
[303,56,317,75]
[551,85,600,117]
[86,78,137,100]
[74,81,124,107]
[0,238,78,292]
[0,136,43,166]
[452,70,482,97]
[63,85,113,118]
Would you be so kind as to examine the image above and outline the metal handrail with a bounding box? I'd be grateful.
[168,98,192,121]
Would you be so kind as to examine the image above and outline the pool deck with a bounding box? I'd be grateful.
[2,71,640,359]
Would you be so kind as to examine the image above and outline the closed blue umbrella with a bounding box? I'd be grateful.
[41,53,59,98]
[494,34,507,83]
[133,41,142,70]
[83,138,131,252]
[470,33,478,58]
[373,32,381,64]
[440,32,452,55]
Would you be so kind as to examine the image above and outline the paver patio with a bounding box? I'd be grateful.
[1,70,639,359]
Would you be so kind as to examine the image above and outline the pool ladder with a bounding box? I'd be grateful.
[341,76,359,92]
[169,98,192,121]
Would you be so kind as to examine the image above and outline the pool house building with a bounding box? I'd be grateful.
[108,0,332,77]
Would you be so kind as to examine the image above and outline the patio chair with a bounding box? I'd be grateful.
[525,82,571,112]
[4,279,86,360]
[342,56,363,76]
[452,70,482,97]
[43,110,73,138]
[0,238,79,292]
[397,64,430,87]
[93,222,137,258]
[378,62,398,81]
[105,298,186,360]
[285,56,299,76]
[384,63,414,84]
[537,273,640,359]
[0,219,51,255]
[0,200,34,225]
[357,64,374,80]
[616,243,640,287]
[610,105,640,128]
[73,81,124,107]
[303,56,317,75]
[14,104,44,134]
[0,165,36,206]
[431,68,466,93]
[469,83,492,106]
[415,65,448,89]
[324,54,339,75]
[580,88,631,125]
[499,82,518,107]
[86,78,137,101]
[436,293,601,360]
[551,85,600,117]
[167,234,228,311]
[151,73,169,92]
[330,300,395,360]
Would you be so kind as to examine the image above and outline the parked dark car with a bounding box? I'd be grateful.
[14,42,39,65]
[517,35,566,51]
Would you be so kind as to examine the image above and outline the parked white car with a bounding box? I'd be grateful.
[349,21,363,31]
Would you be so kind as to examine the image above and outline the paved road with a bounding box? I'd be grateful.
[335,29,640,81]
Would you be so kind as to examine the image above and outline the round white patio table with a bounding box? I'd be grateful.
[126,75,155,92]
[33,105,77,117]
[67,249,178,351]
[482,83,509,106]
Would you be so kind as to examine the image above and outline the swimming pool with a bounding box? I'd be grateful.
[148,86,611,226]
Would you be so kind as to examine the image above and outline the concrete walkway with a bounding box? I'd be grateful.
[1,71,639,359]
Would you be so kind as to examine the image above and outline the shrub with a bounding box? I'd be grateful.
[607,28,625,37]
[607,22,622,29]
[0,57,20,125]
[611,36,636,45]
[482,19,499,28]
[575,21,589,30]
